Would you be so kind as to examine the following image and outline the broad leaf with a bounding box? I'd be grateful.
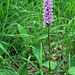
[0,69,17,75]
[68,67,75,75]
[18,62,27,75]
[43,61,57,69]
[18,24,29,45]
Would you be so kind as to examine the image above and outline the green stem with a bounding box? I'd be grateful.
[48,25,51,73]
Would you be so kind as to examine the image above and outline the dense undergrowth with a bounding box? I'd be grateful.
[0,0,75,75]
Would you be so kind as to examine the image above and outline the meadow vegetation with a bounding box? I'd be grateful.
[0,0,75,75]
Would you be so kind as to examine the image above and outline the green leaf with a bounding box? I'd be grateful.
[52,56,67,74]
[54,31,60,43]
[43,61,57,69]
[18,62,27,75]
[32,34,48,44]
[17,24,29,45]
[0,69,17,75]
[43,61,63,73]
[68,17,75,30]
[0,55,4,59]
[0,56,4,63]
[0,43,9,56]
[19,56,40,72]
[0,43,18,67]
[70,57,75,67]
[31,46,40,57]
[68,67,75,75]
[18,56,30,75]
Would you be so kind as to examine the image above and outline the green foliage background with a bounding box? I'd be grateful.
[0,0,75,75]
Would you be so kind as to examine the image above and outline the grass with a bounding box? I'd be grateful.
[0,0,75,75]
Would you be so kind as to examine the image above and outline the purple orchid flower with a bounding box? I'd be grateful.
[43,0,53,27]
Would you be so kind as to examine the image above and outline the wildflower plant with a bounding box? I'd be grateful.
[43,0,53,27]
[43,0,53,73]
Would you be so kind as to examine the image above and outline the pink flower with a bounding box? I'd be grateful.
[43,0,53,27]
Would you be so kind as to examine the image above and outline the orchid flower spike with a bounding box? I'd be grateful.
[43,0,53,27]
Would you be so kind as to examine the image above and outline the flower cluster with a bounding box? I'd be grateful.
[43,0,53,27]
